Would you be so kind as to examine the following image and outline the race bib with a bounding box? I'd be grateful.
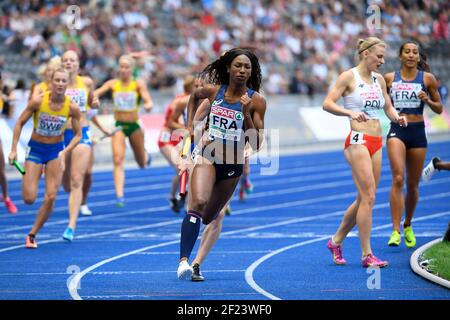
[208,104,244,141]
[350,130,366,145]
[360,85,383,118]
[66,88,87,112]
[113,92,137,111]
[391,82,422,109]
[36,112,67,136]
[159,130,171,143]
[191,145,200,163]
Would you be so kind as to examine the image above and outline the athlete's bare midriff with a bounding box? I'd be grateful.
[349,119,382,136]
[114,110,139,123]
[30,132,64,144]
[400,113,424,123]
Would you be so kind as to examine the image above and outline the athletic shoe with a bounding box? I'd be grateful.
[62,227,74,242]
[191,263,205,282]
[169,197,180,213]
[178,193,187,210]
[177,260,193,280]
[116,197,125,208]
[146,152,152,167]
[80,204,92,216]
[244,179,253,194]
[4,197,18,214]
[225,205,232,216]
[25,235,37,249]
[326,238,346,265]
[404,226,416,248]
[362,253,388,268]
[239,188,246,201]
[422,157,440,182]
[388,230,401,246]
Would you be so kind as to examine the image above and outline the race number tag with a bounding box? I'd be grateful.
[159,130,171,143]
[208,104,244,141]
[65,88,87,112]
[36,112,67,136]
[113,92,137,111]
[191,145,200,163]
[360,85,383,118]
[350,130,366,145]
[390,82,422,109]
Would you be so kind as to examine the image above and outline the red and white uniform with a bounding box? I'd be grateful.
[343,68,385,156]
[158,94,186,148]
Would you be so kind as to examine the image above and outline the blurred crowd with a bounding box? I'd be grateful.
[0,0,449,97]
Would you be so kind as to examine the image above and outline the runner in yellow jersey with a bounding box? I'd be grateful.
[60,50,106,241]
[8,68,81,248]
[34,55,108,217]
[94,54,153,207]
[31,56,62,98]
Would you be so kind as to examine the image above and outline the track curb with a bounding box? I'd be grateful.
[410,238,450,289]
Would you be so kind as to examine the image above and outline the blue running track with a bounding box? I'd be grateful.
[1,141,449,300]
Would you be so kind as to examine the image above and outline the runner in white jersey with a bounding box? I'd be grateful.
[323,37,407,268]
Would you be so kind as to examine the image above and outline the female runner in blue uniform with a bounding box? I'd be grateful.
[385,41,442,248]
[176,48,267,280]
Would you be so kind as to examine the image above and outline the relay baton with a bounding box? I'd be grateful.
[13,160,26,175]
[179,136,191,197]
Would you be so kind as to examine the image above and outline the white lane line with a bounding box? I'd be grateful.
[5,161,352,200]
[4,161,449,219]
[0,162,356,218]
[8,145,450,187]
[244,210,450,300]
[245,236,331,300]
[68,240,179,300]
[83,292,260,299]
[2,180,450,254]
[135,250,272,255]
[0,220,179,253]
[0,269,247,276]
[0,166,395,228]
[67,193,450,300]
[0,205,168,232]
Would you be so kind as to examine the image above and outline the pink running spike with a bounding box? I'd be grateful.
[4,197,18,214]
[327,238,347,265]
[25,235,37,249]
[362,253,388,268]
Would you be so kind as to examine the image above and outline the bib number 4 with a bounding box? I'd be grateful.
[350,131,366,145]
